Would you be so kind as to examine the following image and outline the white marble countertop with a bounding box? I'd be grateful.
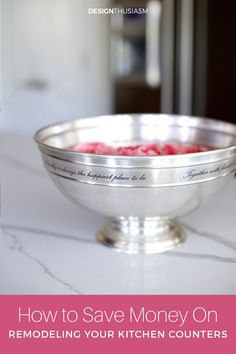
[1,133,236,294]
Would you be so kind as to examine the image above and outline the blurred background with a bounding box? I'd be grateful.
[1,0,236,133]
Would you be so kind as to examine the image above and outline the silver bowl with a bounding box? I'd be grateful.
[34,114,236,254]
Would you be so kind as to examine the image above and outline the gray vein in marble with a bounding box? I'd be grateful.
[166,251,236,264]
[2,154,46,177]
[3,223,236,264]
[3,223,96,245]
[4,228,83,294]
[181,222,236,251]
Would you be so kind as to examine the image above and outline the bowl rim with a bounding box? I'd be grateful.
[34,113,236,162]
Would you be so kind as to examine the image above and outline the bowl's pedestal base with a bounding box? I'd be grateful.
[97,217,186,254]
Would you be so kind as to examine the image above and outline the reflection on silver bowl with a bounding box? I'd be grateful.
[34,114,236,254]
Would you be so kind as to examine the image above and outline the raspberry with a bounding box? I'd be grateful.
[71,142,207,156]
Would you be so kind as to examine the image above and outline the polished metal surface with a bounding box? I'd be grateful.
[34,114,236,254]
[97,218,186,254]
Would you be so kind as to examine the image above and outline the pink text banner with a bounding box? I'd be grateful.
[0,295,235,354]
